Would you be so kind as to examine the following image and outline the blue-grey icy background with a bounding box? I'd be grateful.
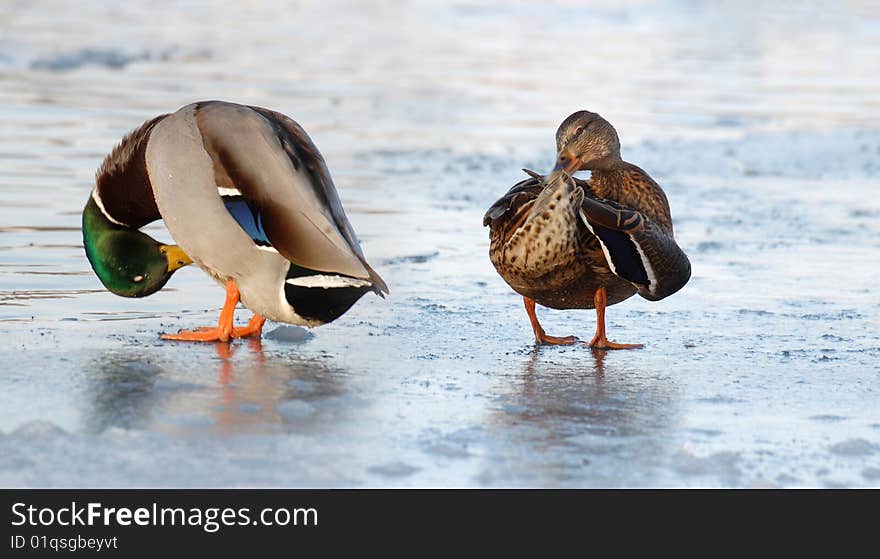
[1,0,879,487]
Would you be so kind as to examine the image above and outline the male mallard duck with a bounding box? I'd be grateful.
[483,111,690,349]
[83,100,388,342]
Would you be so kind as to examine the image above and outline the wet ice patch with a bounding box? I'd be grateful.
[424,442,472,459]
[809,414,848,423]
[695,241,724,253]
[419,427,481,460]
[688,428,723,438]
[829,439,878,456]
[264,325,313,343]
[11,420,68,440]
[671,448,742,483]
[383,251,440,265]
[277,401,316,420]
[31,48,152,71]
[29,46,209,71]
[862,468,880,481]
[288,378,320,394]
[238,403,260,415]
[696,395,747,405]
[635,130,880,180]
[367,462,421,478]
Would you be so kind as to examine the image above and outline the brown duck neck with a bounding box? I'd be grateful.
[586,158,628,198]
[93,114,168,228]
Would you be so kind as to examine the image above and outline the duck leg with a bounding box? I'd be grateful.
[523,296,577,346]
[190,314,265,338]
[187,314,265,338]
[232,315,267,339]
[162,279,260,342]
[586,287,642,350]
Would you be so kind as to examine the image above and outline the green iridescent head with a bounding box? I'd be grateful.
[82,195,191,298]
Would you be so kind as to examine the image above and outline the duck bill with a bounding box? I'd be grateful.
[161,244,193,272]
[553,149,581,175]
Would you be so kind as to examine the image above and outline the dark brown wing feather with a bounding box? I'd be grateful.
[482,168,592,228]
[482,173,542,227]
[581,166,690,300]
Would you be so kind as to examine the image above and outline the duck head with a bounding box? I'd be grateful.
[82,195,192,298]
[553,111,622,175]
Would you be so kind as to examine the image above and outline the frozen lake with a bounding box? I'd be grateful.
[1,0,879,487]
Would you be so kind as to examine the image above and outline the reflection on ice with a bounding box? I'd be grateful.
[484,349,679,486]
[82,340,351,437]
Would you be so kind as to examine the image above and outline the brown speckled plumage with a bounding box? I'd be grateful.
[589,163,673,234]
[484,111,691,343]
[485,173,636,309]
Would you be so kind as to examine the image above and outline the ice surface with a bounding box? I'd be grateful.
[0,0,879,487]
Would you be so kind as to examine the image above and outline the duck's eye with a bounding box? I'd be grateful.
[574,126,583,135]
[132,275,144,283]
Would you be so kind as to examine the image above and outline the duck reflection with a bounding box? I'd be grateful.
[487,348,679,485]
[83,336,349,436]
[83,352,164,433]
[206,339,349,436]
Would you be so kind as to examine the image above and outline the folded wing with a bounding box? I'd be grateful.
[194,101,388,295]
[579,195,690,301]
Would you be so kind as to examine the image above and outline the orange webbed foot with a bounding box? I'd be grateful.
[162,316,265,342]
[232,315,266,339]
[162,278,240,343]
[161,327,233,343]
[536,333,579,346]
[584,335,643,350]
[582,287,644,350]
[523,296,579,347]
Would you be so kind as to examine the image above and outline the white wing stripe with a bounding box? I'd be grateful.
[285,275,372,289]
[580,208,618,275]
[581,207,657,292]
[632,241,658,295]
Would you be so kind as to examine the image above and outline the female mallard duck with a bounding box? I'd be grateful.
[83,100,388,342]
[483,111,690,349]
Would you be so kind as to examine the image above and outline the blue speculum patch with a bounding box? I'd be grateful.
[223,195,271,247]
